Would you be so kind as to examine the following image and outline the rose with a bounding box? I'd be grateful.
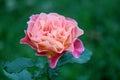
[20,13,84,68]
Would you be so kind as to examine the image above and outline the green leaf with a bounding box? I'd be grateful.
[48,68,59,79]
[35,57,48,69]
[3,70,18,80]
[71,49,92,64]
[3,69,32,80]
[47,68,65,80]
[4,57,34,73]
[57,49,92,66]
[34,69,44,79]
[17,70,32,80]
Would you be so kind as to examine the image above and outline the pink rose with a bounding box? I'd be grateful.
[20,13,84,68]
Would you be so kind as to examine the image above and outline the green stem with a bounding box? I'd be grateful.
[45,65,51,80]
[46,74,51,80]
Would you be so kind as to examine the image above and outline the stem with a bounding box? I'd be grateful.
[46,66,51,80]
[46,74,51,80]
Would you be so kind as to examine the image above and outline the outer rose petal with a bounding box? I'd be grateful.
[36,52,64,68]
[30,14,39,21]
[75,27,84,37]
[27,14,39,32]
[72,39,84,58]
[20,30,37,49]
[49,53,64,68]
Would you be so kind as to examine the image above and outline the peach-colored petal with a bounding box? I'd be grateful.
[20,32,37,49]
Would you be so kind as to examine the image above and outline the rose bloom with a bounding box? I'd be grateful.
[20,13,84,68]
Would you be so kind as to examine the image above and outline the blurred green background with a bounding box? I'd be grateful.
[0,0,120,80]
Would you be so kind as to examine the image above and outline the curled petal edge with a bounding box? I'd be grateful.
[36,51,64,68]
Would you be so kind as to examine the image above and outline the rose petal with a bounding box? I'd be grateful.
[72,39,84,58]
[30,14,39,21]
[36,51,64,68]
[20,30,37,49]
[49,53,64,68]
[75,27,84,37]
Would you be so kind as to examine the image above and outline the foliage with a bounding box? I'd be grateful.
[3,49,92,80]
[4,58,34,73]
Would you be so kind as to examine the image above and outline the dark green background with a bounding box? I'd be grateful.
[0,0,120,80]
